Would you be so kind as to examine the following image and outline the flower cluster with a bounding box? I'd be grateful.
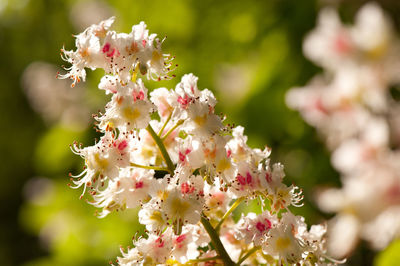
[287,3,400,258]
[62,18,340,265]
[59,17,175,87]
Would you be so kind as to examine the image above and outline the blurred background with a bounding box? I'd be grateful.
[1,0,400,265]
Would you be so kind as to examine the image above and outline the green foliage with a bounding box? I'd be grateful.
[20,178,144,265]
[34,126,84,175]
[375,240,400,266]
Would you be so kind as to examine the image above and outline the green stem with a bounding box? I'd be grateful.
[161,119,184,140]
[187,256,220,264]
[146,124,175,174]
[158,112,172,136]
[130,162,169,172]
[201,214,235,266]
[215,197,245,232]
[236,246,260,265]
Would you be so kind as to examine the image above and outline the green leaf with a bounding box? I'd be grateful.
[375,240,400,266]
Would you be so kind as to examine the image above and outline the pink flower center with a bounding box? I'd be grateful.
[179,148,191,162]
[198,189,204,197]
[256,219,271,233]
[181,183,195,194]
[102,43,111,53]
[237,174,246,186]
[177,94,190,108]
[135,181,144,189]
[175,234,186,249]
[155,237,164,248]
[237,172,253,187]
[246,172,252,184]
[132,90,145,102]
[264,218,272,229]
[117,140,128,151]
[333,32,352,54]
[265,172,272,183]
[256,222,266,233]
[176,234,186,243]
[102,42,120,57]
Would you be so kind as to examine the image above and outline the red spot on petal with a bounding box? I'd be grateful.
[264,218,272,230]
[236,174,246,186]
[181,183,195,194]
[155,237,164,248]
[256,222,266,233]
[246,172,252,185]
[179,151,186,162]
[265,172,272,183]
[135,181,144,189]
[333,32,352,54]
[176,234,186,243]
[102,43,111,53]
[177,95,190,108]
[117,140,128,151]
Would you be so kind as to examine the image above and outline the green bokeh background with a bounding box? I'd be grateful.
[1,0,400,265]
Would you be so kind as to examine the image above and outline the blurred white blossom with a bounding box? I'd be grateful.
[287,2,400,258]
[22,62,91,129]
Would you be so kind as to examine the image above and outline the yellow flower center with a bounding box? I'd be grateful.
[275,236,291,252]
[157,190,169,201]
[150,210,165,224]
[123,107,141,121]
[194,114,207,126]
[216,158,231,172]
[93,153,109,170]
[171,197,190,216]
[151,50,162,63]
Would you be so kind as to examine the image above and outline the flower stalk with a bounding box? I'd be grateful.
[236,246,261,265]
[201,214,235,266]
[215,197,244,233]
[146,124,175,174]
[130,162,169,172]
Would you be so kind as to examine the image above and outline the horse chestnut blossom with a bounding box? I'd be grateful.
[61,17,341,265]
[287,3,400,258]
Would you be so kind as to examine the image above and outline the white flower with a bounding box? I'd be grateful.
[351,3,393,58]
[163,183,204,227]
[262,220,304,264]
[175,73,200,100]
[203,181,231,219]
[97,79,153,131]
[117,245,143,266]
[98,75,125,94]
[235,211,276,246]
[303,8,354,70]
[150,87,176,119]
[60,18,174,87]
[171,225,200,263]
[92,168,155,217]
[118,228,174,265]
[183,101,223,138]
[70,132,130,195]
[331,116,389,174]
[60,18,115,86]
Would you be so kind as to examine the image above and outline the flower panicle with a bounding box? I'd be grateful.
[62,17,342,265]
